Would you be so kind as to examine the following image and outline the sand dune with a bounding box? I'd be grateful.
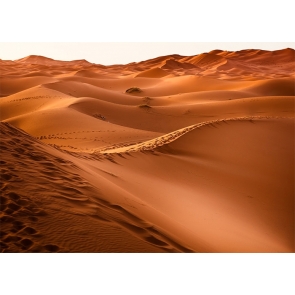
[135,67,170,78]
[0,76,57,97]
[16,55,93,67]
[1,48,294,252]
[98,118,294,252]
[181,53,227,69]
[240,77,295,96]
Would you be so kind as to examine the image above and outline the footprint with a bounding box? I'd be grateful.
[0,230,7,236]
[20,238,34,250]
[1,173,12,181]
[0,215,14,222]
[8,202,21,212]
[3,235,22,243]
[0,196,9,204]
[44,244,59,252]
[30,245,44,253]
[18,208,33,216]
[4,208,14,215]
[0,242,8,251]
[0,203,7,211]
[12,221,25,231]
[7,192,20,201]
[22,227,37,235]
[28,216,38,222]
[18,199,29,206]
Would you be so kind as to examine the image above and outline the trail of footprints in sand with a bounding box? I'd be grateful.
[8,95,59,103]
[35,130,116,149]
[0,122,192,252]
[38,116,290,167]
[0,190,58,253]
[35,130,116,140]
[2,116,288,252]
[1,125,64,252]
[99,115,288,155]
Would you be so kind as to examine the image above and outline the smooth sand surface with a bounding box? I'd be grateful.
[1,49,294,252]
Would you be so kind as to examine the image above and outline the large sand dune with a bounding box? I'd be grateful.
[1,48,294,252]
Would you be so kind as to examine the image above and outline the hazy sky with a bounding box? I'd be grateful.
[1,42,294,66]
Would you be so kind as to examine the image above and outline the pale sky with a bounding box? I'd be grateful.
[0,42,294,66]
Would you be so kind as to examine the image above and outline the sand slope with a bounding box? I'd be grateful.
[1,48,294,252]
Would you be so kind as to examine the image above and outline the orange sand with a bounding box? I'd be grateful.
[1,49,294,252]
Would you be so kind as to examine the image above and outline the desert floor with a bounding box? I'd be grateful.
[1,48,294,252]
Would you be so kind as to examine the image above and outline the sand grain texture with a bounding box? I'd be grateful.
[1,49,294,252]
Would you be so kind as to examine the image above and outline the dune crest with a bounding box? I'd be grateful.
[99,116,286,154]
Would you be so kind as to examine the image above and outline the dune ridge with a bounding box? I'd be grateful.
[98,116,289,154]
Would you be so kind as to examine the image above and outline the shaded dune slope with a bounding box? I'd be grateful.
[0,122,192,252]
[97,118,294,252]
